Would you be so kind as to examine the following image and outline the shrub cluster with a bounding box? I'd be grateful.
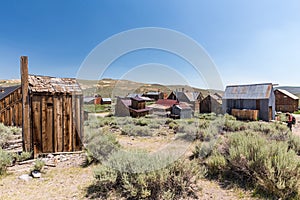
[92,155,204,200]
[200,121,300,199]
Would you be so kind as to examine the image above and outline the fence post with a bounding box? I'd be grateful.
[21,56,31,152]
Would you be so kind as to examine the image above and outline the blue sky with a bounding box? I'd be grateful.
[0,0,300,89]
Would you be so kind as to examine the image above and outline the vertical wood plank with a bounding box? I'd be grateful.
[32,96,42,156]
[54,95,63,152]
[63,95,69,152]
[21,56,31,152]
[46,96,53,153]
[41,96,47,153]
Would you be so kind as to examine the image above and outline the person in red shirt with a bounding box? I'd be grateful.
[286,113,293,131]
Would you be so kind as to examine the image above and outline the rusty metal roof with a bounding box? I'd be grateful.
[28,74,82,94]
[223,83,273,100]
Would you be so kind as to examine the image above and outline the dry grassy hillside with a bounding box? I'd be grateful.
[0,79,21,87]
[80,78,223,97]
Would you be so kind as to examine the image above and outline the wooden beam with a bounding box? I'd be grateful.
[21,56,31,152]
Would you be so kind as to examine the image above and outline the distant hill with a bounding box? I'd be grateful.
[0,79,21,87]
[79,78,224,98]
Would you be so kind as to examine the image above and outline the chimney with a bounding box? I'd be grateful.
[1,89,4,93]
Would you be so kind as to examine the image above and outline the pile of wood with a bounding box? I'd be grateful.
[232,109,259,121]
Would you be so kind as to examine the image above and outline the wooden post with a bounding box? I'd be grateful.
[21,56,31,152]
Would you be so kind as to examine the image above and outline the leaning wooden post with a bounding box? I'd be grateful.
[21,56,31,152]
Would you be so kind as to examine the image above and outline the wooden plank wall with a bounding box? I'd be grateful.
[0,88,22,126]
[231,109,259,121]
[29,93,83,156]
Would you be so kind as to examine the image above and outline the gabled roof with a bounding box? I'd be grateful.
[170,91,201,102]
[0,85,21,101]
[275,89,299,100]
[131,96,146,102]
[28,74,82,94]
[205,94,222,104]
[223,83,273,100]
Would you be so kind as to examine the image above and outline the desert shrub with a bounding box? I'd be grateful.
[93,156,204,199]
[84,128,120,165]
[0,148,13,176]
[32,159,45,172]
[0,123,21,148]
[115,116,134,126]
[148,123,160,129]
[135,118,149,126]
[203,131,300,199]
[121,125,152,137]
[14,151,32,162]
[198,119,210,129]
[197,113,217,121]
[192,141,215,159]
[287,134,300,155]
[168,122,178,131]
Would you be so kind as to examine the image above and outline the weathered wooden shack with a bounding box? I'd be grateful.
[129,96,150,117]
[0,85,22,126]
[275,89,299,113]
[20,56,83,155]
[143,91,164,101]
[222,83,275,121]
[167,91,203,113]
[171,102,193,119]
[200,94,222,114]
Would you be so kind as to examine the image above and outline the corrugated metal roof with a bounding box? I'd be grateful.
[156,99,178,107]
[0,85,21,101]
[28,74,82,94]
[275,89,299,100]
[223,83,273,100]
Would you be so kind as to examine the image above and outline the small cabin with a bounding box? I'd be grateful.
[200,94,222,114]
[222,83,275,121]
[20,56,83,156]
[275,89,299,113]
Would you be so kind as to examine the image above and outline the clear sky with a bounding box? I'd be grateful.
[0,0,299,90]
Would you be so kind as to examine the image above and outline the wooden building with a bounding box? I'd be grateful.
[274,89,299,113]
[171,102,193,119]
[20,56,83,155]
[222,83,275,121]
[200,94,222,114]
[167,91,203,113]
[129,96,150,117]
[0,85,22,126]
[143,91,164,101]
[114,96,151,118]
